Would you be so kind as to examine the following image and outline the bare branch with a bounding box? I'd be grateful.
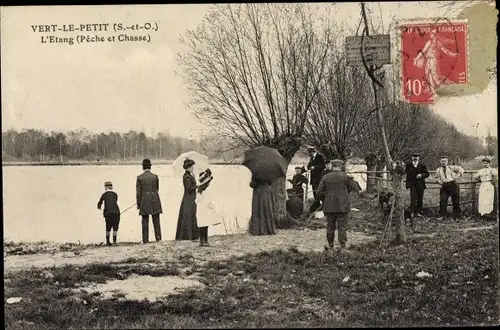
[178,4,334,160]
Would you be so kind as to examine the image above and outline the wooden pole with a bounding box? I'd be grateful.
[304,172,310,211]
[360,2,406,245]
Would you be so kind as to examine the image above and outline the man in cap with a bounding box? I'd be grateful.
[136,159,163,243]
[405,153,430,217]
[306,146,326,213]
[317,159,356,250]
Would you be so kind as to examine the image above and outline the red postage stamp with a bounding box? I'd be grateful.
[400,21,468,104]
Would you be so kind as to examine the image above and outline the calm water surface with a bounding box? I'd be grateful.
[3,164,366,243]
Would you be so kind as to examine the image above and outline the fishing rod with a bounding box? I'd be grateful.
[120,203,137,215]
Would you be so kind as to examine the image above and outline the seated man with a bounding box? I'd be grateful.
[286,188,304,219]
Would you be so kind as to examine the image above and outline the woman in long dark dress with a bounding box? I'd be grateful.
[175,159,199,241]
[248,175,277,235]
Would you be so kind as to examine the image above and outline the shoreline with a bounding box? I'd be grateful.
[2,159,312,167]
[1,160,242,166]
[3,228,373,272]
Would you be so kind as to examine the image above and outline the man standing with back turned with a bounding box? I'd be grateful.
[317,159,355,250]
[405,153,430,218]
[136,159,163,243]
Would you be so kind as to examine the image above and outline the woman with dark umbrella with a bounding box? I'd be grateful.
[248,175,277,235]
[175,158,199,241]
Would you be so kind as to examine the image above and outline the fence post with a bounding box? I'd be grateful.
[304,173,309,211]
[471,181,477,215]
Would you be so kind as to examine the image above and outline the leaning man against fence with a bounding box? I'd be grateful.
[434,156,464,220]
[317,159,357,250]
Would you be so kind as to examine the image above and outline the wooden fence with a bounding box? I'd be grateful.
[349,170,490,212]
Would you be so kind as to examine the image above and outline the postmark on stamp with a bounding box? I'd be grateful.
[399,20,468,104]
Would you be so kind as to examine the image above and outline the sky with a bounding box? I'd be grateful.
[1,2,496,141]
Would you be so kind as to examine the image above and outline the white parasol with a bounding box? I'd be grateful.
[172,151,210,176]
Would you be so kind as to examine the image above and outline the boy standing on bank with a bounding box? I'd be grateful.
[98,181,121,246]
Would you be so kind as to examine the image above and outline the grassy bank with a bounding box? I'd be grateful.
[5,226,498,329]
[3,240,142,257]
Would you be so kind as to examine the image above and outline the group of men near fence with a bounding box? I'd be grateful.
[286,146,498,249]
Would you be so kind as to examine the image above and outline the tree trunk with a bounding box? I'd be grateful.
[266,136,300,225]
[271,177,287,223]
[365,153,378,193]
[391,167,407,244]
[368,65,406,245]
[376,160,387,192]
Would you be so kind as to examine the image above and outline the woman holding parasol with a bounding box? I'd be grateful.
[243,146,287,236]
[172,151,211,241]
[175,158,200,241]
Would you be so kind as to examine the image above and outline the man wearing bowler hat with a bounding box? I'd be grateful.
[405,152,430,217]
[136,159,163,243]
[317,159,355,250]
[306,145,326,213]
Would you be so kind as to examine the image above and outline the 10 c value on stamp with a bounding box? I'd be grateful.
[400,21,468,104]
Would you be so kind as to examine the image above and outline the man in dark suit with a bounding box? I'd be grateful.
[405,153,430,217]
[136,159,163,243]
[306,146,326,213]
[317,159,356,250]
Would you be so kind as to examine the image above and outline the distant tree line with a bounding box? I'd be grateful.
[1,128,240,162]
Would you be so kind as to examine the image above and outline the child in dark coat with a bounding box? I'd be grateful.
[288,166,308,199]
[98,181,121,246]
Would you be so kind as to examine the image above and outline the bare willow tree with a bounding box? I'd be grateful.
[178,3,335,220]
[304,53,374,162]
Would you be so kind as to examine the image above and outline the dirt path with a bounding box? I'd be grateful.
[4,229,375,274]
[6,224,495,274]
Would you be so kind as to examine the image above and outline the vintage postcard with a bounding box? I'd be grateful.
[2,2,498,328]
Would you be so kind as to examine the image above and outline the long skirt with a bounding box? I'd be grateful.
[197,192,222,228]
[478,181,495,216]
[249,184,277,236]
[176,194,199,240]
